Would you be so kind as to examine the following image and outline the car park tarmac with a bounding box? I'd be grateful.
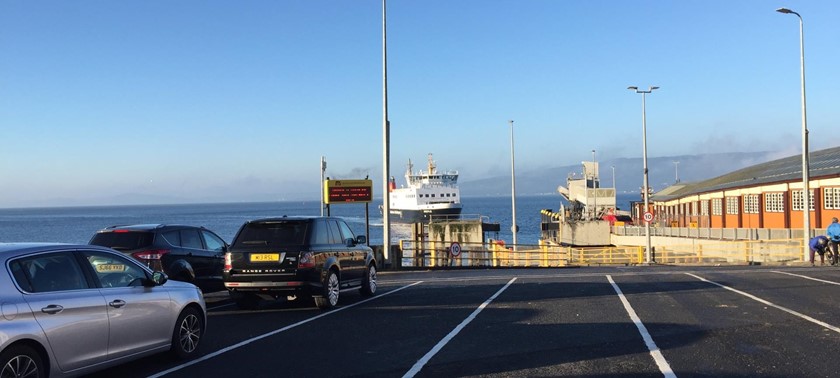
[86,266,840,378]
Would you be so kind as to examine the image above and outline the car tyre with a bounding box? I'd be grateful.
[171,307,204,359]
[314,270,339,310]
[0,345,44,378]
[360,264,377,297]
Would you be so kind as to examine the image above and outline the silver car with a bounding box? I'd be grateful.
[0,243,207,377]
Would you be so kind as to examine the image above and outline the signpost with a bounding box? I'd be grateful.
[323,179,374,246]
[324,179,373,204]
[643,211,654,223]
[450,242,462,257]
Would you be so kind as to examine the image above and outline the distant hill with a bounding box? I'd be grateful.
[459,151,775,197]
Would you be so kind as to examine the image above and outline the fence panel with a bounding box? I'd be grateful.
[396,238,805,268]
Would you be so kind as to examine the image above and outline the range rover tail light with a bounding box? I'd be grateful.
[298,252,314,269]
[224,253,232,272]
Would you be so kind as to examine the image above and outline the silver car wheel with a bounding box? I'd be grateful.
[369,266,377,292]
[327,272,340,306]
[360,264,377,297]
[2,354,39,378]
[179,313,202,354]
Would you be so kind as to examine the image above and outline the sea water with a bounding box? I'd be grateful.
[0,194,639,245]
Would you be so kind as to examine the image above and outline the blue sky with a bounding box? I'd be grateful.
[1,1,838,208]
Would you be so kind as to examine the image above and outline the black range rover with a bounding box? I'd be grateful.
[223,216,377,309]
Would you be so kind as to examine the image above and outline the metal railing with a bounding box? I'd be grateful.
[648,239,802,264]
[612,225,818,241]
[396,238,805,268]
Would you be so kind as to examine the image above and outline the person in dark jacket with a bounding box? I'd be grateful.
[809,235,830,266]
[827,217,840,265]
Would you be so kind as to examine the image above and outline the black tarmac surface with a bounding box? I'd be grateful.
[87,265,840,378]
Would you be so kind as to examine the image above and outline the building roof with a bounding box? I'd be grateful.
[651,145,840,201]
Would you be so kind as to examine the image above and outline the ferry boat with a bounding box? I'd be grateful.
[386,154,462,223]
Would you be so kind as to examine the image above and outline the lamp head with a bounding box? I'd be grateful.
[650,86,660,91]
[627,86,639,91]
[776,7,793,14]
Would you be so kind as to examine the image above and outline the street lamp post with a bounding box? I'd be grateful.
[777,7,810,259]
[673,161,680,184]
[382,0,393,268]
[508,120,518,250]
[611,165,616,190]
[321,156,327,216]
[628,85,659,264]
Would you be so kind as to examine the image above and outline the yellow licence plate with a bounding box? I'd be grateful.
[96,264,127,273]
[250,253,280,262]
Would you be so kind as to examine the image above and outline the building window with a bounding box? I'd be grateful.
[712,198,722,216]
[726,197,739,215]
[701,200,709,216]
[792,189,815,211]
[824,188,840,209]
[744,194,759,214]
[765,193,784,213]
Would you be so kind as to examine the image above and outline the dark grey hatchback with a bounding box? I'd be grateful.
[89,224,228,293]
[223,216,377,310]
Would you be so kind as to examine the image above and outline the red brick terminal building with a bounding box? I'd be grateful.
[637,146,840,232]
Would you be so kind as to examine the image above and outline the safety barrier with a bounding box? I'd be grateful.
[612,225,817,241]
[397,240,569,268]
[650,239,802,264]
[396,238,805,268]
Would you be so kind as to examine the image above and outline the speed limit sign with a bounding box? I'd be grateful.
[450,242,462,257]
[643,211,654,223]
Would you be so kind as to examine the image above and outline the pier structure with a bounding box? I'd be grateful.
[396,214,500,267]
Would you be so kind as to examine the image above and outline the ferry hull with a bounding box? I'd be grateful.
[388,207,462,223]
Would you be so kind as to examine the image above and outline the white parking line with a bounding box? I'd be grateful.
[685,273,840,333]
[148,281,424,378]
[606,275,676,378]
[207,303,234,311]
[772,270,840,286]
[402,277,517,378]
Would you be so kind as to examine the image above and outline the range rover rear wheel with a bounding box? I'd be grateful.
[314,270,339,310]
[360,264,377,297]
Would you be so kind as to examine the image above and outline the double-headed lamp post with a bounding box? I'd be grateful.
[776,7,810,258]
[628,86,659,264]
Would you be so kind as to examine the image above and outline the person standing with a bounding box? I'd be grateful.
[809,235,830,266]
[827,217,840,265]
